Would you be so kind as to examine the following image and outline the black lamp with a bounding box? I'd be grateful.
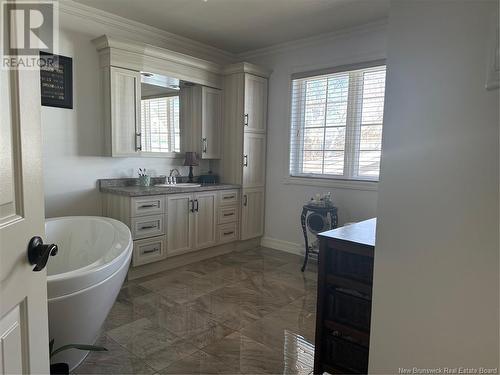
[183,152,199,182]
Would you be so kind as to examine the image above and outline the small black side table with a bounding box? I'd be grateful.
[301,204,338,272]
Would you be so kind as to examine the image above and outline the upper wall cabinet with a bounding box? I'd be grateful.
[105,66,141,156]
[201,87,222,159]
[244,74,268,133]
[93,35,224,158]
[182,85,222,159]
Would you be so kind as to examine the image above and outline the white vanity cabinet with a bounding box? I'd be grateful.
[102,188,240,267]
[102,194,168,266]
[241,187,265,240]
[217,63,271,240]
[166,191,218,257]
[242,132,267,188]
[166,193,194,256]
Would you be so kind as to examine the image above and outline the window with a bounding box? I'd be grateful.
[141,95,180,153]
[289,63,386,181]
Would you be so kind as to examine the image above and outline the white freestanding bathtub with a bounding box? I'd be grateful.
[46,216,132,371]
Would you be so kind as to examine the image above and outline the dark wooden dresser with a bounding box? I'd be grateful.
[314,218,376,374]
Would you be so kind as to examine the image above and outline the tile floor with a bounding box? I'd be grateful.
[75,247,318,374]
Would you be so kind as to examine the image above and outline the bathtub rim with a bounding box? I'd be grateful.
[47,246,132,302]
[46,216,132,299]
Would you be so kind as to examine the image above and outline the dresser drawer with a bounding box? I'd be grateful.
[326,287,371,332]
[324,333,369,373]
[131,196,164,217]
[132,235,167,266]
[218,206,239,224]
[219,190,239,206]
[217,223,239,244]
[131,214,164,240]
[328,248,374,284]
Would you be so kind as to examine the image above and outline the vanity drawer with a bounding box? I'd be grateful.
[218,206,239,224]
[131,196,164,217]
[131,214,164,240]
[132,235,167,266]
[217,223,239,244]
[219,190,239,206]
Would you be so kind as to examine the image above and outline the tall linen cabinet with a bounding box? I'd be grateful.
[216,63,271,240]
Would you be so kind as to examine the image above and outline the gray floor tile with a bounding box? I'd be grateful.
[78,247,318,374]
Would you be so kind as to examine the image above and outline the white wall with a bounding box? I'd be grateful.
[246,24,387,251]
[41,9,218,218]
[370,1,499,372]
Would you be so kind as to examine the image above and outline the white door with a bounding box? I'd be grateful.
[201,87,222,159]
[109,66,141,156]
[244,74,268,133]
[193,192,218,249]
[0,32,51,374]
[241,188,265,240]
[242,132,266,188]
[166,194,194,256]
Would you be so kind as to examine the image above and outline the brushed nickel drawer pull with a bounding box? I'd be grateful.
[140,225,157,230]
[223,195,235,200]
[142,248,159,254]
[139,204,157,209]
[223,231,234,236]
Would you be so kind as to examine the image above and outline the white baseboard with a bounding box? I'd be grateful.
[260,237,304,256]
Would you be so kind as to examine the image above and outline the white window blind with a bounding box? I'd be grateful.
[289,63,386,181]
[141,95,180,153]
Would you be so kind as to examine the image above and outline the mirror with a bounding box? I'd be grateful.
[140,72,187,154]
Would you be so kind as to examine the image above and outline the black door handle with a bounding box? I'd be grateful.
[27,236,58,272]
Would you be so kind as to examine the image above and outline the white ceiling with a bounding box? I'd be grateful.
[73,0,390,54]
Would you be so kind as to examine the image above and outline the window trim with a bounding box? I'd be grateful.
[287,59,386,185]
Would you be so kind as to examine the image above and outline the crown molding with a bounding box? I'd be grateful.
[237,18,388,60]
[92,35,223,74]
[222,62,272,78]
[58,0,387,68]
[58,0,237,64]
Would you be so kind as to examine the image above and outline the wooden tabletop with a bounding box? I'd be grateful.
[318,218,376,247]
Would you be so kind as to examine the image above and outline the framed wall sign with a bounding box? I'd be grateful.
[39,52,73,108]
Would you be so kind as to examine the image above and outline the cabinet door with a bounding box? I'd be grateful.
[109,67,141,156]
[241,187,265,240]
[244,74,268,133]
[243,132,266,188]
[167,194,194,256]
[194,191,218,249]
[201,87,222,159]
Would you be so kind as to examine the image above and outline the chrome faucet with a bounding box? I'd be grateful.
[167,168,181,185]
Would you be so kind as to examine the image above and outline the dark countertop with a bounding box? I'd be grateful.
[318,218,376,247]
[100,183,241,197]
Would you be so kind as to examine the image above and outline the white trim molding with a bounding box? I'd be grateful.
[238,19,388,60]
[485,13,499,90]
[223,62,272,78]
[260,236,304,256]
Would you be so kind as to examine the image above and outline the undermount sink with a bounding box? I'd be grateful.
[155,183,202,188]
